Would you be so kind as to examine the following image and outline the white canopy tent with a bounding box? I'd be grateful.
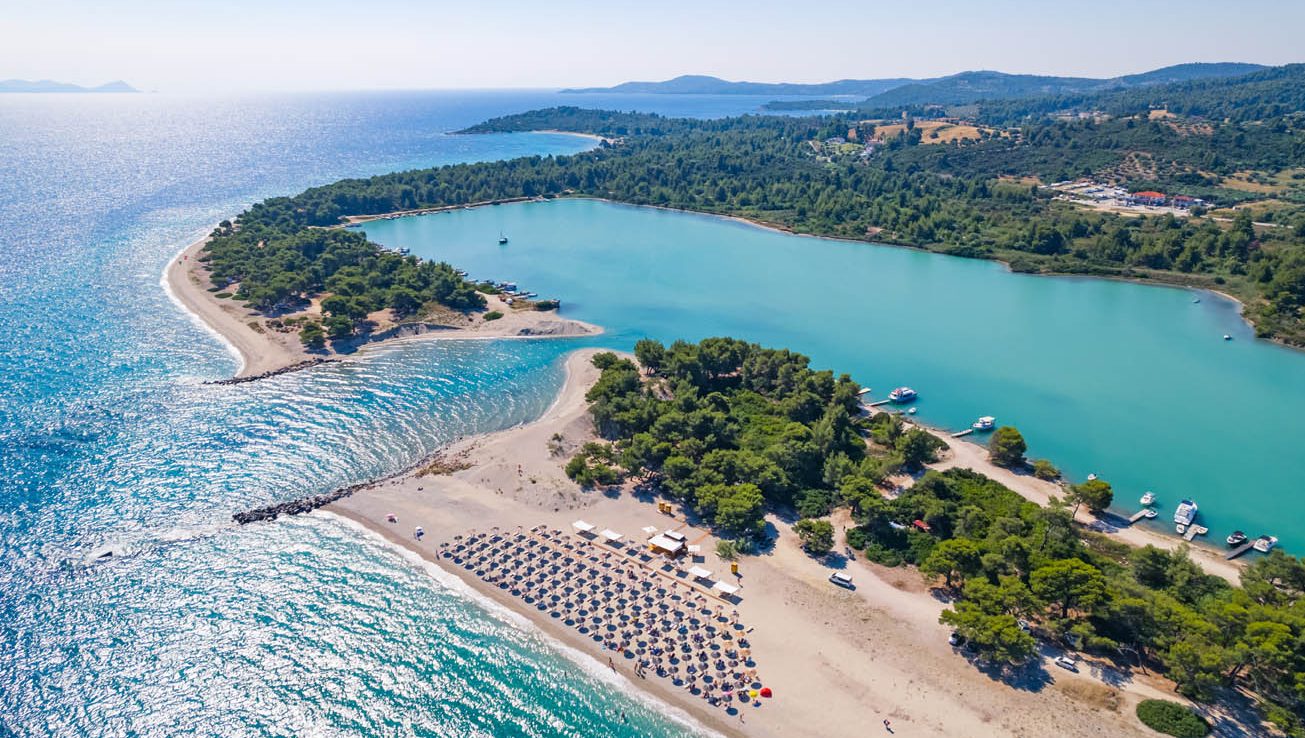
[687,544,702,554]
[641,526,659,536]
[571,520,596,533]
[688,566,713,580]
[712,581,739,595]
[600,529,624,542]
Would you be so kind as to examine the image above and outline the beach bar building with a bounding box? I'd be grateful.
[648,529,687,557]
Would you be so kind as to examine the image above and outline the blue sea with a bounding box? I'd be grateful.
[0,90,780,738]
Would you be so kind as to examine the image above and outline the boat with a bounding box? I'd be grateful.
[1141,509,1157,519]
[498,232,509,244]
[888,387,917,403]
[396,247,410,255]
[1223,334,1232,341]
[972,416,996,431]
[907,407,918,415]
[1193,298,1201,303]
[1226,530,1248,547]
[1139,491,1155,506]
[1087,473,1098,481]
[1173,499,1198,534]
[1253,535,1278,553]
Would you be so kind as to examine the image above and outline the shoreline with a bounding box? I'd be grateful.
[163,227,601,380]
[325,349,1191,738]
[322,510,728,738]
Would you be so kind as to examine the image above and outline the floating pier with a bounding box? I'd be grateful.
[865,399,892,408]
[1183,525,1209,542]
[1127,509,1154,524]
[1226,542,1257,560]
[950,429,974,438]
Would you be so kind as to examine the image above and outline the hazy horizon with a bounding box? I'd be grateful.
[3,0,1303,93]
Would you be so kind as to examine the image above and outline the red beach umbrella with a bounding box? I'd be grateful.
[759,687,773,698]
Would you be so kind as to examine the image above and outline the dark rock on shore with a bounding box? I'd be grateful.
[205,358,339,386]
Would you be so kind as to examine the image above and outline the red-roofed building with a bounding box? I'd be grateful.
[1128,191,1166,206]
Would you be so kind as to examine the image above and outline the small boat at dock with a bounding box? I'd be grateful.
[1226,530,1248,547]
[1139,491,1155,506]
[1253,535,1278,553]
[498,232,509,244]
[972,416,995,431]
[888,387,917,403]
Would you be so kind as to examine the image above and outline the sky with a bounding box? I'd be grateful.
[2,0,1302,92]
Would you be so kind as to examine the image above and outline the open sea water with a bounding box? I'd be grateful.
[0,90,779,737]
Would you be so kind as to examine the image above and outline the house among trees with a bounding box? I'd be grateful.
[1126,190,1167,207]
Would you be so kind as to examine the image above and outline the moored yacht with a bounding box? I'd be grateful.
[1253,535,1278,553]
[1139,491,1156,506]
[1173,499,1198,534]
[888,387,917,403]
[972,416,995,431]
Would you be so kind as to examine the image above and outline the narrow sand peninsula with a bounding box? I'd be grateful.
[165,232,599,379]
[329,350,1190,738]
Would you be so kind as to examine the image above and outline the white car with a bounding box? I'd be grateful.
[828,572,855,589]
[1053,656,1079,672]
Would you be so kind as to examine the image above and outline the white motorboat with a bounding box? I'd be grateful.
[888,387,917,403]
[1226,530,1248,547]
[1173,499,1198,533]
[1253,535,1278,553]
[1139,491,1155,506]
[972,416,996,431]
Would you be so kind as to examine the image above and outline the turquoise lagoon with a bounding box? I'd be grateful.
[361,198,1305,549]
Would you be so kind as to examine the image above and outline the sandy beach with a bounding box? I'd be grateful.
[327,349,1200,738]
[164,231,600,379]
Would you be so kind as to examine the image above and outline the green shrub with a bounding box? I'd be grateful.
[715,540,739,560]
[483,310,504,321]
[1032,458,1060,480]
[1135,700,1209,738]
[845,526,868,550]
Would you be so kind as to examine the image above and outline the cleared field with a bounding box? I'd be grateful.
[870,119,992,145]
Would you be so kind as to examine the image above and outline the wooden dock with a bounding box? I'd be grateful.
[1128,509,1154,524]
[866,399,892,407]
[1183,525,1208,542]
[950,429,974,438]
[1226,541,1256,560]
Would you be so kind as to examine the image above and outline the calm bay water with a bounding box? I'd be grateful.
[0,90,786,737]
[360,199,1305,548]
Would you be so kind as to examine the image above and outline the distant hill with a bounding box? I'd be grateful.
[956,63,1305,124]
[562,74,923,98]
[0,79,138,93]
[862,63,1265,108]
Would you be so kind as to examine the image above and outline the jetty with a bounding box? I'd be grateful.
[1127,509,1155,524]
[1226,541,1257,560]
[865,399,892,408]
[1183,525,1209,542]
[950,428,974,438]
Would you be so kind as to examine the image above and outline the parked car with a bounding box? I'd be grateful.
[1053,655,1079,672]
[1016,619,1031,632]
[828,572,855,589]
[948,631,965,647]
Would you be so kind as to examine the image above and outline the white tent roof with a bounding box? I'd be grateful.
[648,534,685,553]
[712,581,739,595]
[663,530,688,542]
[688,566,713,579]
[600,529,623,541]
[687,544,702,554]
[571,520,595,532]
[641,526,659,535]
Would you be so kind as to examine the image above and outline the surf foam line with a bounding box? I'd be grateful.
[321,510,726,738]
[159,228,247,377]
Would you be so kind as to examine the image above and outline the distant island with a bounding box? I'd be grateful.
[566,63,1265,107]
[0,79,138,93]
[561,73,922,98]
